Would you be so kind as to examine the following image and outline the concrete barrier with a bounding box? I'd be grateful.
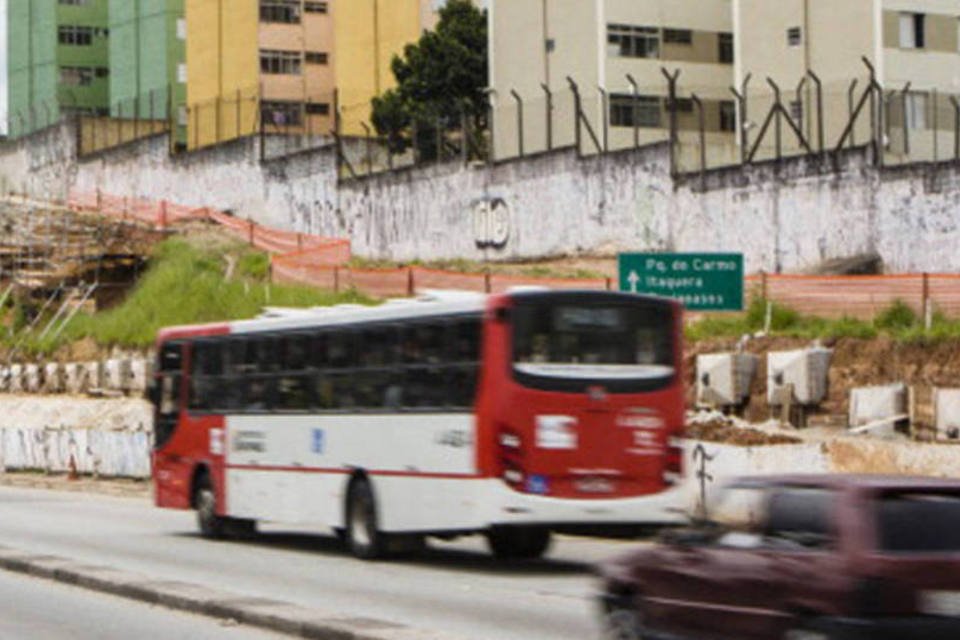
[23,364,40,393]
[43,363,64,394]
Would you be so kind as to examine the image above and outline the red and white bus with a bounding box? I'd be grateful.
[151,289,686,559]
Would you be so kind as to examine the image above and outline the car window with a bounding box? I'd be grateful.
[877,492,960,553]
[765,488,836,550]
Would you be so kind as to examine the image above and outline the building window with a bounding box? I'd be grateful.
[305,52,329,65]
[177,18,186,40]
[59,0,90,5]
[58,26,95,46]
[304,1,328,13]
[787,27,802,46]
[718,32,734,64]
[262,101,302,127]
[674,98,694,113]
[260,0,301,24]
[260,49,302,75]
[178,105,188,126]
[94,67,109,78]
[177,63,187,83]
[900,12,925,49]
[610,94,661,128]
[60,66,94,86]
[663,28,692,44]
[719,101,736,132]
[306,103,330,116]
[607,24,660,59]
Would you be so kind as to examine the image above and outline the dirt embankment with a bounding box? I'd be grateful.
[685,336,960,425]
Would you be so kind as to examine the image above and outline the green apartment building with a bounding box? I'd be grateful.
[108,0,185,123]
[56,0,111,114]
[3,1,59,137]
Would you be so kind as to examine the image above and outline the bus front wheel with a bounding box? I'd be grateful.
[194,474,226,539]
[486,527,552,560]
[346,477,387,560]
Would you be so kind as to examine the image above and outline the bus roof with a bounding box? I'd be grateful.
[156,289,678,342]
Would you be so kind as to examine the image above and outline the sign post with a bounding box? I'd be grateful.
[618,253,744,311]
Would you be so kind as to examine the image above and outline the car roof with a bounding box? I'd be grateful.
[729,473,960,492]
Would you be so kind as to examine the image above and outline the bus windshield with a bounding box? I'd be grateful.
[512,297,674,391]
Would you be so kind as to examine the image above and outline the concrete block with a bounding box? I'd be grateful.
[934,388,960,441]
[849,383,908,435]
[0,366,9,393]
[43,363,64,394]
[63,363,82,394]
[83,361,103,391]
[128,359,151,394]
[23,364,41,393]
[696,353,758,408]
[8,365,23,393]
[767,348,832,406]
[103,359,131,393]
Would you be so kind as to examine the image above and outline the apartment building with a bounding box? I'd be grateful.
[736,0,960,161]
[2,1,59,137]
[108,0,185,124]
[489,0,736,160]
[183,0,334,150]
[335,0,447,136]
[56,0,111,114]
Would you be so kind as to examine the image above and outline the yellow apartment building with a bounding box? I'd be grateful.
[489,0,737,164]
[185,0,335,151]
[335,0,444,136]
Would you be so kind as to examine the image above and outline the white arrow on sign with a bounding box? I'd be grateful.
[627,270,640,293]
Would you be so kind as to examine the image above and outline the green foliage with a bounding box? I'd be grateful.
[370,0,487,157]
[873,299,918,331]
[11,238,372,354]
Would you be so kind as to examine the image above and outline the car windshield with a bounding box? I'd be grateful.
[877,492,960,553]
[512,299,674,391]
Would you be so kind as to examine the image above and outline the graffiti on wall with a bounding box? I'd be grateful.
[473,196,510,250]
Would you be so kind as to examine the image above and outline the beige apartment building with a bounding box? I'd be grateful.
[491,0,960,165]
[737,0,960,162]
[490,0,737,163]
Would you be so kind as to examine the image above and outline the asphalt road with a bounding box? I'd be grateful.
[0,484,635,640]
[0,567,286,639]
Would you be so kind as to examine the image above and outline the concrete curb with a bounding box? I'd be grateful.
[0,546,463,640]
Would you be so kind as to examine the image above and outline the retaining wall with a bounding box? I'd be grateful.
[3,121,960,273]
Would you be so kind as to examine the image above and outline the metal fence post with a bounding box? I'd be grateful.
[901,81,913,157]
[660,68,680,177]
[626,73,639,149]
[807,70,824,159]
[950,96,960,162]
[847,79,859,148]
[598,87,609,153]
[692,93,705,188]
[541,83,553,152]
[510,89,524,157]
[566,77,582,155]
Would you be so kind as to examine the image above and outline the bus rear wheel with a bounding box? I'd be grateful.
[486,527,552,559]
[194,475,226,539]
[346,478,387,560]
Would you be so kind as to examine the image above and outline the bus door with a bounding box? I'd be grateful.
[152,342,190,508]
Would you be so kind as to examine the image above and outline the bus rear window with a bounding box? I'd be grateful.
[512,299,674,392]
[877,493,960,553]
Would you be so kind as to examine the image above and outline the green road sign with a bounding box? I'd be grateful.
[618,253,744,311]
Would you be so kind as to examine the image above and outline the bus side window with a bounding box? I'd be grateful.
[360,326,399,367]
[155,342,183,449]
[403,324,445,364]
[329,332,356,368]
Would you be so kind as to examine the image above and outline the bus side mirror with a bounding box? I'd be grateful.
[494,307,510,323]
[147,379,160,406]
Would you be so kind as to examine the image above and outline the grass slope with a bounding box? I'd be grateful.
[8,238,371,354]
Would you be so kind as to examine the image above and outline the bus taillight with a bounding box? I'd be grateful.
[499,426,526,489]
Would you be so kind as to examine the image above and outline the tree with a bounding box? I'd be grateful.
[370,0,487,159]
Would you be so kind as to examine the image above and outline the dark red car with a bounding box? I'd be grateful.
[597,474,960,640]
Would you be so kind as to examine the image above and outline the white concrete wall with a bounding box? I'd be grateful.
[4,120,960,273]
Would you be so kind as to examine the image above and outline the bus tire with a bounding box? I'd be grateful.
[486,527,552,560]
[194,473,226,539]
[345,477,387,560]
